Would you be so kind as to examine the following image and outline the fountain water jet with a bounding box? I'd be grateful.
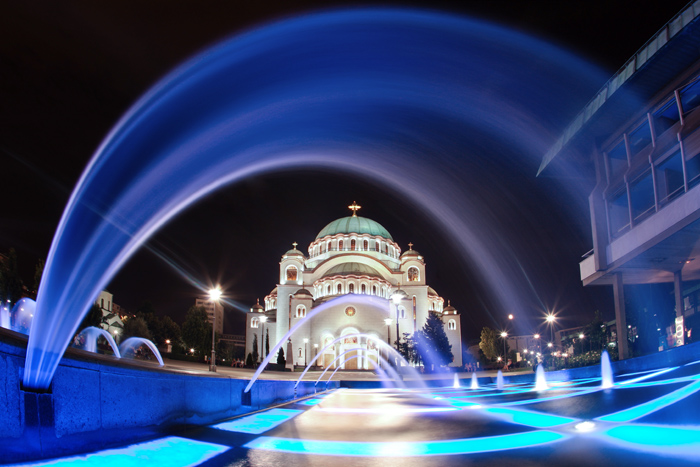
[0,302,11,330]
[471,373,479,389]
[453,373,460,389]
[23,9,607,390]
[12,298,35,335]
[119,337,164,366]
[496,370,505,390]
[601,350,613,389]
[74,326,121,357]
[535,364,548,391]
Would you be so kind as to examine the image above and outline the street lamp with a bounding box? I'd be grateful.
[578,333,585,354]
[314,343,319,362]
[384,318,392,368]
[500,331,507,359]
[260,315,268,360]
[208,286,222,372]
[546,313,556,344]
[303,338,309,367]
[391,288,408,351]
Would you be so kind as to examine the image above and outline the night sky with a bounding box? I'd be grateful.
[0,1,691,344]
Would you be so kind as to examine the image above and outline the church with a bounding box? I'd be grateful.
[246,203,462,369]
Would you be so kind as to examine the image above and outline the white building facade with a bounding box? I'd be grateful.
[246,206,462,369]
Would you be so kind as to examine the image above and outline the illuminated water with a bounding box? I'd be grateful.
[453,373,460,388]
[14,363,700,466]
[496,370,505,390]
[11,297,35,334]
[74,326,121,357]
[601,350,614,389]
[119,337,165,366]
[471,373,479,389]
[24,8,606,390]
[535,364,548,391]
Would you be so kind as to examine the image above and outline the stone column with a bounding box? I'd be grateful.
[612,273,629,360]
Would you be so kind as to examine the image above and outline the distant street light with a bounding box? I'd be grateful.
[391,288,408,351]
[500,331,507,358]
[260,315,268,360]
[546,313,556,344]
[303,338,309,367]
[208,286,222,372]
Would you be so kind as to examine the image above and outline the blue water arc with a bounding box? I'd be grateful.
[26,9,606,389]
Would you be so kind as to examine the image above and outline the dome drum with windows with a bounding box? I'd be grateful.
[245,203,462,370]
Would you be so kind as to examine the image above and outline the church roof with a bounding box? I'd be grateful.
[316,216,393,241]
[322,262,383,279]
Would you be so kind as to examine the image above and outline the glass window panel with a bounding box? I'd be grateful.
[628,121,652,156]
[629,169,655,223]
[653,99,680,135]
[607,140,628,178]
[687,151,700,189]
[608,189,630,237]
[680,79,700,115]
[655,150,684,204]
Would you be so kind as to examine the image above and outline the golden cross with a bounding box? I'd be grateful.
[348,201,361,216]
[292,242,298,249]
[408,242,413,250]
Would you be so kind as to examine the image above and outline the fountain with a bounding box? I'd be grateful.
[11,297,35,334]
[535,364,548,391]
[496,370,505,390]
[119,337,165,366]
[0,301,11,330]
[453,373,460,389]
[74,326,121,357]
[601,350,614,389]
[21,8,604,391]
[471,373,479,389]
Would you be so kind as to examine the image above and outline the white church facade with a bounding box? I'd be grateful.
[245,204,462,370]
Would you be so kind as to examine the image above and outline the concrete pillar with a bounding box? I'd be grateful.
[674,270,683,318]
[612,273,629,360]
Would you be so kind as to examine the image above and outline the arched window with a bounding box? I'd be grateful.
[286,266,298,281]
[361,284,366,294]
[372,285,377,295]
[385,244,388,254]
[349,283,354,294]
[100,298,104,308]
[339,240,344,250]
[296,305,306,318]
[327,240,331,251]
[399,307,406,319]
[448,319,457,331]
[375,242,379,252]
[363,239,368,250]
[251,317,259,328]
[407,267,420,282]
[337,283,342,294]
[351,239,356,250]
[327,284,331,295]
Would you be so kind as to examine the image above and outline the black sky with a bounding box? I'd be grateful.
[0,1,692,342]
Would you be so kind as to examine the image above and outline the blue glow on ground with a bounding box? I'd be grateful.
[597,380,700,422]
[600,425,700,459]
[212,409,302,434]
[244,431,567,457]
[482,407,577,428]
[298,398,323,406]
[619,367,677,385]
[7,437,229,467]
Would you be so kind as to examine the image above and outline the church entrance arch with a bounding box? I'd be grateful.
[322,334,336,369]
[340,327,362,370]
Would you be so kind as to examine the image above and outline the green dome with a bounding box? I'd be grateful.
[316,216,393,240]
[322,263,383,279]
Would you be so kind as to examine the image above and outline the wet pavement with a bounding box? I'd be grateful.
[10,361,700,466]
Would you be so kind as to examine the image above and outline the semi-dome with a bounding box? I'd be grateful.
[322,262,383,279]
[316,216,393,241]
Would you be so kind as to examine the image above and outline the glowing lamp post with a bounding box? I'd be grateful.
[546,314,556,345]
[384,318,392,368]
[208,286,222,372]
[391,288,408,352]
[303,338,309,367]
[260,315,268,360]
[500,331,507,359]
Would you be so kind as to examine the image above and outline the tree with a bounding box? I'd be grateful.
[246,352,253,367]
[479,327,499,361]
[182,305,210,356]
[415,312,453,369]
[583,311,607,351]
[160,315,181,346]
[136,301,163,345]
[0,248,23,304]
[78,303,104,332]
[252,334,259,364]
[396,332,420,365]
[33,258,44,295]
[277,347,286,366]
[122,316,152,340]
[265,328,270,358]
